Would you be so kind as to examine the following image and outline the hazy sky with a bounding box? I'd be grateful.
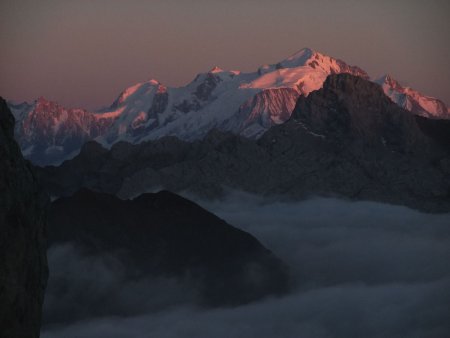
[1,0,449,110]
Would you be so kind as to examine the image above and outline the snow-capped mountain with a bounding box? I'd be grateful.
[95,48,369,146]
[376,74,450,119]
[8,98,116,165]
[8,48,449,165]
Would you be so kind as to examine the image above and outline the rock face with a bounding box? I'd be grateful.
[0,98,48,337]
[48,189,289,310]
[36,74,450,212]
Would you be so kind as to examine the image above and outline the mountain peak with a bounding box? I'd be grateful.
[383,73,394,81]
[36,96,52,104]
[377,74,402,89]
[277,48,368,80]
[287,47,315,59]
[279,47,316,68]
[34,96,61,110]
[302,73,389,109]
[209,66,224,73]
[291,73,425,150]
[147,79,160,85]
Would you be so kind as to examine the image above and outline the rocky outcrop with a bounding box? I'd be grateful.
[257,74,449,210]
[48,189,289,310]
[0,97,48,337]
[35,75,450,212]
[291,74,429,151]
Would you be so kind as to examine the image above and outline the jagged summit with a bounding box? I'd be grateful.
[147,78,160,85]
[209,66,224,73]
[34,96,61,109]
[276,48,368,78]
[36,96,49,103]
[376,74,403,89]
[378,73,395,82]
[278,47,315,68]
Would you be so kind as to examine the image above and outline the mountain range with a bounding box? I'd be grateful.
[8,48,450,165]
[2,45,450,338]
[36,74,450,212]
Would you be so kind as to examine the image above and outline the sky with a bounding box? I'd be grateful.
[1,0,449,110]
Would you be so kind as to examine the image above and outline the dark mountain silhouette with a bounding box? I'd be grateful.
[48,189,289,311]
[0,98,48,337]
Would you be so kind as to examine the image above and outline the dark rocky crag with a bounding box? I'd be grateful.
[36,74,450,212]
[0,98,48,337]
[263,74,449,209]
[47,189,289,318]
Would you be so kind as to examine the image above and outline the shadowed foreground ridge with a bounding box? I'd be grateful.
[37,74,450,212]
[0,97,48,337]
[48,189,289,310]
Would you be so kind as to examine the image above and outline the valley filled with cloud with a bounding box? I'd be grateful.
[42,193,450,338]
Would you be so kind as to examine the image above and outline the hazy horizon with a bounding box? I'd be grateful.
[1,0,449,110]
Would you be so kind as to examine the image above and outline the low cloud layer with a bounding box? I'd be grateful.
[42,193,450,338]
[43,244,198,325]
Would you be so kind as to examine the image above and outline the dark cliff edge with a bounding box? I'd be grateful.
[0,98,48,337]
